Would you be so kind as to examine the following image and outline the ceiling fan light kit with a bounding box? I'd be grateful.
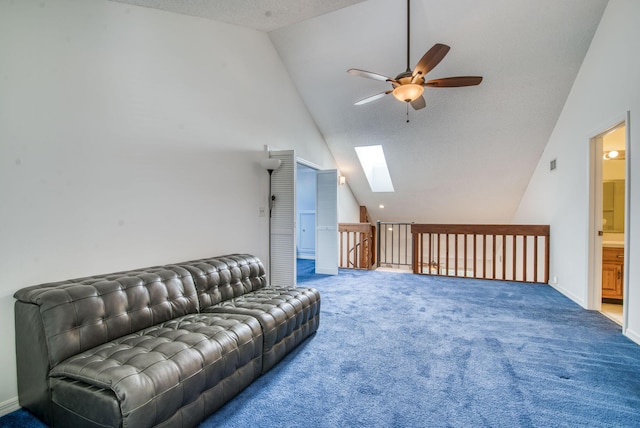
[347,0,482,112]
[392,82,424,103]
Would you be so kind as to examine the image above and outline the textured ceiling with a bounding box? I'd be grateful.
[109,0,609,224]
[109,0,365,32]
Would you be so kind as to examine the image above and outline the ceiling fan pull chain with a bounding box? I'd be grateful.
[346,0,482,113]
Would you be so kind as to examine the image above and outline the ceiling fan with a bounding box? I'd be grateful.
[347,0,482,111]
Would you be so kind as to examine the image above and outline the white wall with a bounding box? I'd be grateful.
[339,182,360,223]
[0,0,358,409]
[513,0,640,341]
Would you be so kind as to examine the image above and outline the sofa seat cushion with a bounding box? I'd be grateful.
[203,287,320,372]
[49,313,263,428]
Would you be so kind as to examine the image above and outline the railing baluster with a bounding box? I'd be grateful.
[404,224,408,265]
[502,234,506,280]
[492,235,496,279]
[463,234,467,277]
[482,234,486,279]
[409,224,549,284]
[522,235,527,282]
[533,236,538,282]
[445,234,450,276]
[428,233,433,274]
[437,234,441,275]
[512,235,516,281]
[473,234,477,278]
[454,234,458,276]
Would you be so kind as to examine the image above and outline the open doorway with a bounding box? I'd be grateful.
[588,116,629,329]
[268,150,338,286]
[295,159,339,275]
[296,163,317,260]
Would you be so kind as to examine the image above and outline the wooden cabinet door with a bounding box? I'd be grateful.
[602,262,623,300]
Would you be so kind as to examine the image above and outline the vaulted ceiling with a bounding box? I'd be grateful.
[111,0,609,223]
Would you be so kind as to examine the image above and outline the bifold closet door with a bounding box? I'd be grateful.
[269,150,296,287]
[316,169,338,275]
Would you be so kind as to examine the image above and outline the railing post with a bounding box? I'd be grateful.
[376,221,381,268]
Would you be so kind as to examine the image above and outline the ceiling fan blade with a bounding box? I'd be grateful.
[347,68,393,82]
[410,96,426,110]
[354,91,392,106]
[425,76,483,87]
[412,44,450,79]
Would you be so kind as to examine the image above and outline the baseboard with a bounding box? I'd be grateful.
[0,397,20,417]
[548,282,586,308]
[624,327,640,345]
[315,266,338,275]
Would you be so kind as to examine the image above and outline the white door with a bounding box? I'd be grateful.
[298,212,316,257]
[316,170,338,275]
[269,150,296,287]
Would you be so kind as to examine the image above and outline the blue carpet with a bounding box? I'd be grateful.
[3,260,640,427]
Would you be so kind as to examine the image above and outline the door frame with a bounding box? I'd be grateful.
[296,158,339,275]
[586,111,630,332]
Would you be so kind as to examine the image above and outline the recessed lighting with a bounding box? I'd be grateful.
[379,204,385,209]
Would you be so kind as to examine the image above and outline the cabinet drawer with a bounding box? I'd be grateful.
[603,247,624,263]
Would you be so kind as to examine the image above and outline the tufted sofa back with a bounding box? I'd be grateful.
[178,254,267,309]
[14,265,198,367]
[14,254,267,423]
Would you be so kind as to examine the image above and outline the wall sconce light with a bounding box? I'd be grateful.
[261,157,282,285]
[339,175,346,185]
[261,158,282,217]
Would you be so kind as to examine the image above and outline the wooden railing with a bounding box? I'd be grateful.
[339,223,376,270]
[411,224,550,283]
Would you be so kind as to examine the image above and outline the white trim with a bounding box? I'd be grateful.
[586,112,630,333]
[622,110,631,334]
[550,282,586,308]
[0,397,20,417]
[296,157,321,171]
[587,132,604,310]
[625,328,640,346]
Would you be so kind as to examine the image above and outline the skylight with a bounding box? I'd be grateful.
[354,145,394,192]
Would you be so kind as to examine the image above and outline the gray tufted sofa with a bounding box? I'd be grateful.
[14,254,320,427]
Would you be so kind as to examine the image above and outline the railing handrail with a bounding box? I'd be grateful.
[339,223,373,233]
[411,224,549,236]
[379,221,416,225]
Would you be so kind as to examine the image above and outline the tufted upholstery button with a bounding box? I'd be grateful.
[50,312,262,427]
[14,254,319,427]
[201,287,320,373]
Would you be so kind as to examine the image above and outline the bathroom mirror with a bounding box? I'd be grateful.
[603,179,624,233]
